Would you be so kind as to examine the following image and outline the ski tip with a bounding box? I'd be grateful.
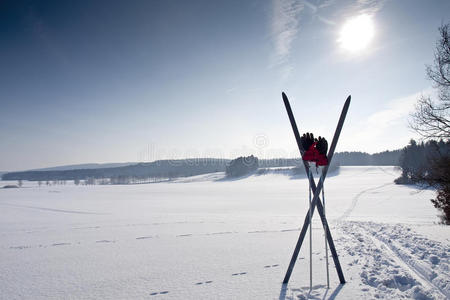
[282,92,289,103]
[345,95,351,105]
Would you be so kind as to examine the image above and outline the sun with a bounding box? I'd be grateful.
[338,14,375,52]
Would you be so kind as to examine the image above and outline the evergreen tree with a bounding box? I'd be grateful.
[226,155,259,178]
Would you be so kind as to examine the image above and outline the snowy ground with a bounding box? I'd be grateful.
[0,166,449,299]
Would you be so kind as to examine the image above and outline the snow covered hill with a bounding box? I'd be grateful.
[0,166,448,299]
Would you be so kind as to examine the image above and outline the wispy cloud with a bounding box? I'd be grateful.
[302,0,317,13]
[270,0,304,73]
[356,0,387,14]
[305,0,336,26]
[314,0,388,25]
[366,93,419,130]
[316,15,336,26]
[350,89,433,150]
[343,0,388,18]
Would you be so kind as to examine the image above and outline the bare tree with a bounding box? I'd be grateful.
[410,23,450,139]
[408,23,450,224]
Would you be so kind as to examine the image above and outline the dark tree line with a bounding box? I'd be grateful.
[395,140,449,183]
[395,139,450,223]
[259,150,401,168]
[2,159,229,182]
[333,150,401,166]
[2,150,403,182]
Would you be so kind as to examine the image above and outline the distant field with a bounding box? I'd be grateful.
[1,166,448,299]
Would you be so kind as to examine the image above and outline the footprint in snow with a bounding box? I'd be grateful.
[150,291,169,296]
[136,236,152,240]
[210,231,233,235]
[10,245,33,250]
[176,234,192,237]
[195,281,213,285]
[95,240,115,243]
[232,272,247,276]
[264,264,279,268]
[52,242,71,246]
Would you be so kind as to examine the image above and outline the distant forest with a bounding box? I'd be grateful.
[2,150,402,182]
[334,149,401,166]
[395,140,449,184]
[395,140,449,224]
[2,159,229,182]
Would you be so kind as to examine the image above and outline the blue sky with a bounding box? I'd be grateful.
[1,0,449,171]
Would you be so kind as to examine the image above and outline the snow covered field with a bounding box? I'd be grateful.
[1,166,449,299]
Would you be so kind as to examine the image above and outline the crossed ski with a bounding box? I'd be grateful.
[281,92,350,285]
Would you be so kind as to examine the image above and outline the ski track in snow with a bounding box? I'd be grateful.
[337,183,394,221]
[339,221,450,299]
[377,167,398,177]
[360,222,450,298]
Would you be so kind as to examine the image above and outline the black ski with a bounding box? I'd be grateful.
[282,92,350,285]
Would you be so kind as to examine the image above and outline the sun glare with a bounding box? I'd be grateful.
[338,14,375,52]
